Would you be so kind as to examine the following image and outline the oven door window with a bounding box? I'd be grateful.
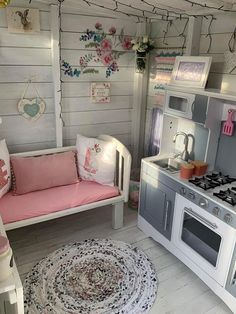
[181,212,221,267]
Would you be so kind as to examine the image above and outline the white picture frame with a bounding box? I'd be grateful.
[170,56,212,89]
[6,7,40,33]
[91,83,111,103]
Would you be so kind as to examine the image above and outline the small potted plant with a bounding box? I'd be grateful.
[131,36,155,73]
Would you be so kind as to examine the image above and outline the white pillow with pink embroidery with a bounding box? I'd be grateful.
[76,134,116,186]
[0,139,11,198]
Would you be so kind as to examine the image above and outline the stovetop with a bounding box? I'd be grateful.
[213,188,236,206]
[189,172,236,192]
[188,172,236,209]
[178,171,236,227]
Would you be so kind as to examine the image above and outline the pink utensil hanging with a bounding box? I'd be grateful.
[222,109,235,136]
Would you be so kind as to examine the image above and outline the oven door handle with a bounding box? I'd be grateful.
[164,200,171,231]
[184,207,218,230]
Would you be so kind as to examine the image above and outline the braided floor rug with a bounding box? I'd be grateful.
[24,239,158,314]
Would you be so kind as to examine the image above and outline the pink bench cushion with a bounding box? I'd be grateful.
[0,181,119,224]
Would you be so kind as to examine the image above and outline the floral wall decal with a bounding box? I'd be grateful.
[61,23,133,78]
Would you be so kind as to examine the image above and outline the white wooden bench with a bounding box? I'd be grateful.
[4,135,132,231]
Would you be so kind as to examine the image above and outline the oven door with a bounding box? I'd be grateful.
[172,194,236,286]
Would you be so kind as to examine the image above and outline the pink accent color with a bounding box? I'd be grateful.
[11,151,79,195]
[95,22,102,30]
[0,159,8,190]
[222,109,235,136]
[0,181,119,224]
[83,148,97,174]
[109,26,116,35]
[84,148,91,172]
[122,36,132,50]
[0,236,9,254]
[101,53,113,66]
[101,38,112,51]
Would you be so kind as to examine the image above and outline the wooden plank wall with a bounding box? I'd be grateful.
[0,0,56,153]
[144,19,187,155]
[144,14,236,156]
[60,12,136,151]
[199,13,236,92]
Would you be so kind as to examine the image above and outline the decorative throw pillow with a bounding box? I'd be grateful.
[0,139,11,198]
[76,134,116,186]
[11,151,79,195]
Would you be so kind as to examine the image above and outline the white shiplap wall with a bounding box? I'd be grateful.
[60,13,136,151]
[200,12,236,92]
[0,0,56,153]
[144,19,187,155]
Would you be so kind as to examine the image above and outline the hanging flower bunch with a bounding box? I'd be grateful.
[131,36,155,54]
[131,36,155,73]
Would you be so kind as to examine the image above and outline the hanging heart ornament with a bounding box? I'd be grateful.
[18,98,46,121]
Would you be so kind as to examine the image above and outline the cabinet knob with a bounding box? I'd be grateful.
[224,213,233,224]
[199,198,208,208]
[212,207,220,217]
[188,192,195,200]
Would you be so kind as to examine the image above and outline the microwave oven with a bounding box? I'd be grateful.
[164,90,208,124]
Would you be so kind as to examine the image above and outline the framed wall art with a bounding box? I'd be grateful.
[91,83,111,103]
[170,56,212,89]
[6,7,40,33]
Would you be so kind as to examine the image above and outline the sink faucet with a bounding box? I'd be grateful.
[173,132,190,161]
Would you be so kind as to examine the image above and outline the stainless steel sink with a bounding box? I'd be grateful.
[152,158,183,173]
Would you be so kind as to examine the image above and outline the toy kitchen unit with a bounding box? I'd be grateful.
[138,86,236,313]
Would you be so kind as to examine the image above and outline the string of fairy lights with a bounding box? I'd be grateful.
[23,0,236,128]
[79,0,236,21]
[182,0,236,12]
[58,0,65,127]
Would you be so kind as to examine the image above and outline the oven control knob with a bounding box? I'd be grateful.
[212,207,220,217]
[188,192,195,200]
[180,187,186,195]
[224,213,233,224]
[199,198,208,208]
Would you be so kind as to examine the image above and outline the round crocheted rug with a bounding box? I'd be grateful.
[24,239,158,314]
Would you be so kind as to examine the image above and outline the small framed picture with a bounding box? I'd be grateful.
[91,83,111,103]
[6,7,40,33]
[170,56,212,89]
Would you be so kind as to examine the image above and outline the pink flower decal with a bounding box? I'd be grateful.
[122,36,132,50]
[109,26,116,35]
[63,25,132,79]
[95,22,102,30]
[101,38,112,51]
[101,53,113,66]
[96,47,102,57]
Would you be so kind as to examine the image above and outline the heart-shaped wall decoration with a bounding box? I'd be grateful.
[224,50,236,74]
[18,98,46,121]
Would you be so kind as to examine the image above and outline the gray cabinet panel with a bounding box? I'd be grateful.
[140,175,175,240]
[192,95,208,124]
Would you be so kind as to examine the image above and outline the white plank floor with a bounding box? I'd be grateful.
[6,206,233,314]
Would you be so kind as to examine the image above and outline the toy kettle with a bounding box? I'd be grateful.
[0,235,13,281]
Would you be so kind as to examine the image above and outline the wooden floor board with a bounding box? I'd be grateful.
[6,206,232,314]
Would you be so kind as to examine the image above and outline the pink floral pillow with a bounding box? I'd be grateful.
[0,140,11,198]
[76,134,116,186]
[11,151,79,195]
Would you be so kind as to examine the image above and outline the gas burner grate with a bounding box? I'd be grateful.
[189,176,220,190]
[213,189,236,206]
[189,172,236,191]
[206,172,236,185]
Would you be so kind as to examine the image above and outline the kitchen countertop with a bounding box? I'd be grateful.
[141,154,236,216]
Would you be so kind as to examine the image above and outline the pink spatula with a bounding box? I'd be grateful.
[222,109,235,136]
